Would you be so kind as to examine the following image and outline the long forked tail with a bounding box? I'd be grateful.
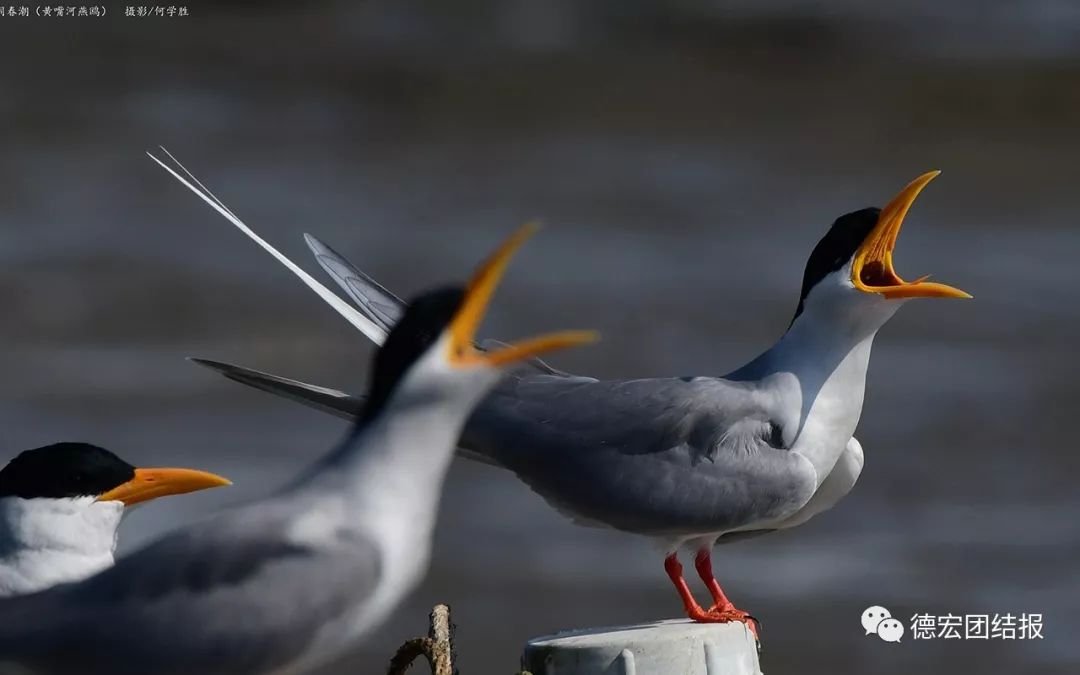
[146,148,389,344]
[150,148,578,381]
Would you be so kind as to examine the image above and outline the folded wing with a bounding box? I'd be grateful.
[463,374,818,537]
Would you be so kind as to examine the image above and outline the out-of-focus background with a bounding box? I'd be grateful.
[1,2,1077,672]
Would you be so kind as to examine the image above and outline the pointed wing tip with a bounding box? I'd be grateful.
[303,232,331,254]
[188,357,231,373]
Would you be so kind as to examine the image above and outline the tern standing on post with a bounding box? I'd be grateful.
[0,224,596,675]
[188,168,971,638]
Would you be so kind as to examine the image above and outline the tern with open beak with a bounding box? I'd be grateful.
[0,224,595,674]
[162,154,969,639]
[0,442,230,597]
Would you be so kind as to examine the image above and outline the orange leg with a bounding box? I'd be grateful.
[692,549,760,640]
[664,552,716,622]
[695,549,736,611]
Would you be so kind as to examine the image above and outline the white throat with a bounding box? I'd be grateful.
[0,496,123,596]
[341,345,495,538]
[292,334,496,559]
[728,268,902,482]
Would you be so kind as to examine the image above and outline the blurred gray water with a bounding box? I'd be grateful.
[1,2,1078,673]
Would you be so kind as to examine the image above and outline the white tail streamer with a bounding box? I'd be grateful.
[147,150,388,344]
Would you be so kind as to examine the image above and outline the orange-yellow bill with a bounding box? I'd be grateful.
[851,170,972,299]
[97,467,232,506]
[448,222,599,367]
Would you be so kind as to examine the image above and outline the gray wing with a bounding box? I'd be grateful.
[189,238,582,417]
[188,362,817,538]
[461,375,818,538]
[303,233,403,334]
[190,358,365,420]
[302,235,573,377]
[0,501,382,675]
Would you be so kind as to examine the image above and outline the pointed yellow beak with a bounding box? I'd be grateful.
[852,170,972,299]
[448,222,599,367]
[97,467,232,506]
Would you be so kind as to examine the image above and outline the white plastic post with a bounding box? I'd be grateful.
[522,619,762,675]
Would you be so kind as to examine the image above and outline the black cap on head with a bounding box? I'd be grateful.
[362,286,466,422]
[0,442,136,500]
[792,207,880,321]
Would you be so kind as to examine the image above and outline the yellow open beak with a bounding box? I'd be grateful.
[852,170,972,299]
[97,467,232,506]
[448,222,599,367]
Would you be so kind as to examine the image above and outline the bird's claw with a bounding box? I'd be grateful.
[697,606,761,641]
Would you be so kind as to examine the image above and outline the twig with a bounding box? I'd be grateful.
[427,604,454,674]
[386,605,455,675]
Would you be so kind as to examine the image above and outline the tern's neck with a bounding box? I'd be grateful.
[727,303,893,478]
[300,368,486,536]
[730,303,884,382]
[344,394,469,508]
[0,496,122,596]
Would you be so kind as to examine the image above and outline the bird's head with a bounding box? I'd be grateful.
[361,223,598,421]
[791,171,971,334]
[0,442,231,514]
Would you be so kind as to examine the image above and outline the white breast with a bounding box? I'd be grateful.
[0,497,123,596]
[776,436,864,530]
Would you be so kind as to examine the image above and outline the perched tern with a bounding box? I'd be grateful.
[184,166,971,638]
[0,222,596,675]
[0,442,230,597]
